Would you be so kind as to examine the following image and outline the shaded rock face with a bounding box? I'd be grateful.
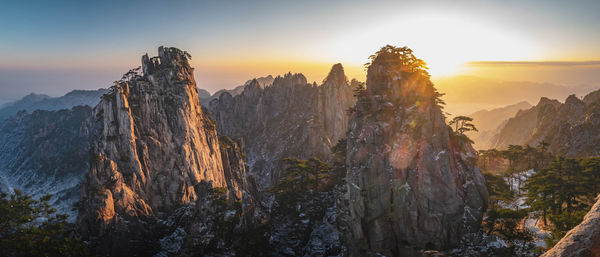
[0,106,94,217]
[491,90,600,157]
[345,52,488,255]
[542,195,600,257]
[208,64,355,191]
[490,97,562,150]
[77,47,247,255]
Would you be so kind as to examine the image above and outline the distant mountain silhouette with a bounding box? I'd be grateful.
[0,89,107,122]
[467,101,532,149]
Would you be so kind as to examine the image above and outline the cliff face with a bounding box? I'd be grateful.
[345,48,488,255]
[0,106,94,217]
[490,90,600,156]
[208,64,355,191]
[77,47,247,255]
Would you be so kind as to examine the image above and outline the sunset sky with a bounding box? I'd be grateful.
[1,0,599,106]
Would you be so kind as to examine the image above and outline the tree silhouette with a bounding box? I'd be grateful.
[307,157,331,190]
[0,190,90,257]
[449,116,478,135]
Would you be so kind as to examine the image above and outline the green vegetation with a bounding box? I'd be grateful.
[0,190,90,257]
[449,116,478,135]
[448,115,477,147]
[268,157,332,204]
[480,142,600,249]
[365,45,430,78]
[525,157,600,246]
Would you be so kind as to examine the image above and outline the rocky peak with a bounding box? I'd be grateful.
[323,63,347,86]
[583,89,600,106]
[346,46,487,255]
[77,47,244,255]
[565,94,583,104]
[242,79,263,98]
[272,72,308,88]
[208,66,355,192]
[319,64,354,145]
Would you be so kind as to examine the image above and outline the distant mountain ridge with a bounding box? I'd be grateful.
[199,75,274,105]
[467,101,532,149]
[489,88,600,156]
[0,106,95,219]
[0,89,107,121]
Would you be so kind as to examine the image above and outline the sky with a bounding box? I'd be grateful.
[0,0,599,105]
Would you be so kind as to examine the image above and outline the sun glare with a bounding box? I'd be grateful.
[315,12,541,78]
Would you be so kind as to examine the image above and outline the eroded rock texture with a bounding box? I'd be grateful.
[77,47,248,255]
[208,63,355,191]
[345,48,488,256]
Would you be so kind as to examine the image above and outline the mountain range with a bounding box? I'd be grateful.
[1,46,598,256]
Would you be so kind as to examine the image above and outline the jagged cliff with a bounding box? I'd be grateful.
[345,46,488,255]
[0,106,94,217]
[77,47,250,255]
[208,64,355,191]
[490,89,600,156]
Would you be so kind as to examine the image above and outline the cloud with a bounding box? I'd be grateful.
[467,61,600,67]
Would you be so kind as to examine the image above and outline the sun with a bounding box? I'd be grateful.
[314,12,540,78]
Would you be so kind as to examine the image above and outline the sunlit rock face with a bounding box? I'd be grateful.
[208,64,355,191]
[77,47,245,255]
[345,48,488,255]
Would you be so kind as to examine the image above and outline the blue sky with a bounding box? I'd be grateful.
[0,0,599,104]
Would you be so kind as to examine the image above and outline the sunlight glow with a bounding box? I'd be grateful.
[315,12,541,77]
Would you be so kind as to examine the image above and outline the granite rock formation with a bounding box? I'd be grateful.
[77,47,250,255]
[345,46,488,255]
[208,64,355,191]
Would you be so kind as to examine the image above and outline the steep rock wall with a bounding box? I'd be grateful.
[77,47,244,255]
[345,48,488,255]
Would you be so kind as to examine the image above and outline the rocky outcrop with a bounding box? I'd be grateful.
[77,47,248,255]
[345,47,488,255]
[208,64,355,191]
[490,89,600,156]
[542,195,600,257]
[0,106,94,217]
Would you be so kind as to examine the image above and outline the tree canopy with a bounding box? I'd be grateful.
[0,190,90,257]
